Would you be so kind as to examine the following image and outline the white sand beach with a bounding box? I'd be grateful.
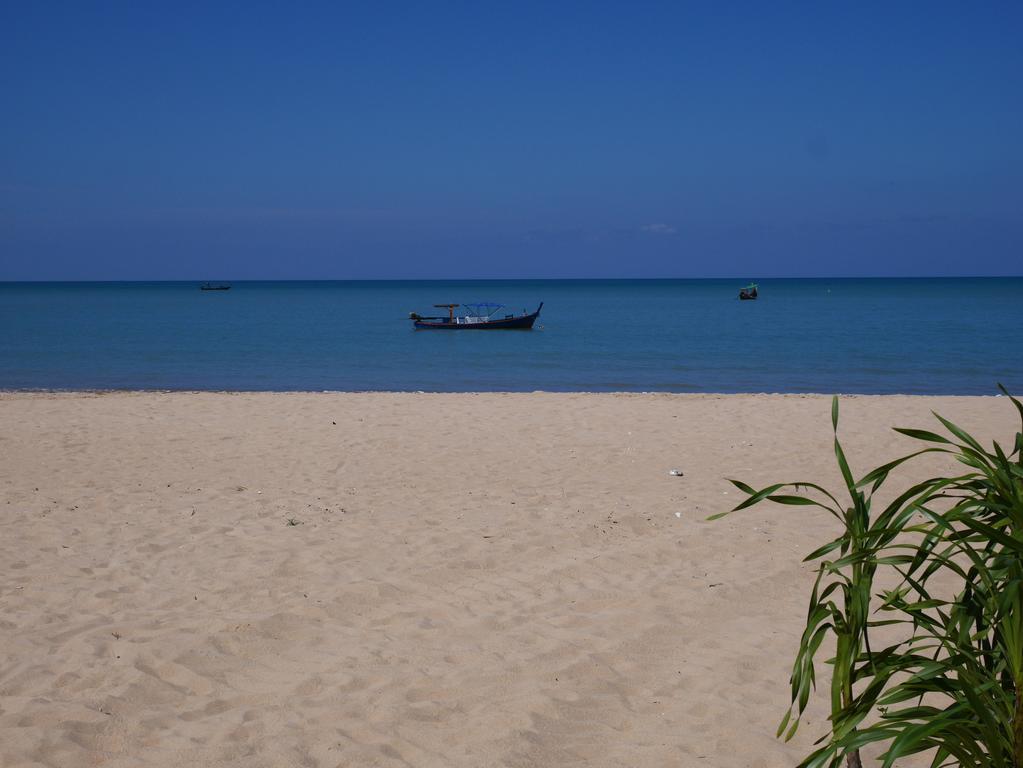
[0,392,1013,767]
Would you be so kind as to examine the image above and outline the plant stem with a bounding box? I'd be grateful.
[842,661,863,768]
[843,684,863,768]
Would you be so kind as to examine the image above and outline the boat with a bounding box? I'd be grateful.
[738,283,758,300]
[200,282,231,291]
[409,302,543,330]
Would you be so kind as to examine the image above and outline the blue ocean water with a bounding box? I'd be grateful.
[1,279,1020,394]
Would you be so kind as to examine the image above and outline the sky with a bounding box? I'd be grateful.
[1,1,1021,279]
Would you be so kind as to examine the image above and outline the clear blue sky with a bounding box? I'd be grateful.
[2,2,1021,279]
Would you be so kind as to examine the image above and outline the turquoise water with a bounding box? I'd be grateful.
[1,279,1020,394]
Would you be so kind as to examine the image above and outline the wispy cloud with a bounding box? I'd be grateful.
[639,223,677,235]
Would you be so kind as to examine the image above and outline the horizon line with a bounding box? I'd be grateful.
[2,274,1022,284]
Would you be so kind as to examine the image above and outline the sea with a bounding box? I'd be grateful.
[1,278,1020,395]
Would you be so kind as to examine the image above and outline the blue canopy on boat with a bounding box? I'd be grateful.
[462,302,505,314]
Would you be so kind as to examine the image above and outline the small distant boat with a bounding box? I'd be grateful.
[738,283,758,300]
[409,302,543,330]
[200,282,231,291]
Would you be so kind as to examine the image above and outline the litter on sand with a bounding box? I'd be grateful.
[669,469,684,477]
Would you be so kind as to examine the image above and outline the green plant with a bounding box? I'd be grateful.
[843,391,1023,767]
[713,391,1023,768]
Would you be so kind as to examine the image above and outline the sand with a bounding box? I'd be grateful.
[0,391,1014,767]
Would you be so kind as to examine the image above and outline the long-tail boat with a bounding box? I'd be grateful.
[409,302,543,330]
[738,283,758,300]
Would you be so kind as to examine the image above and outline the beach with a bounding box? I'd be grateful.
[0,391,1013,767]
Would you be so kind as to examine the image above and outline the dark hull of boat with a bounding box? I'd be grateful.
[738,294,756,300]
[413,305,541,330]
[200,286,231,291]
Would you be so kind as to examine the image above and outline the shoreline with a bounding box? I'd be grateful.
[2,392,1014,766]
[1,388,1009,397]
